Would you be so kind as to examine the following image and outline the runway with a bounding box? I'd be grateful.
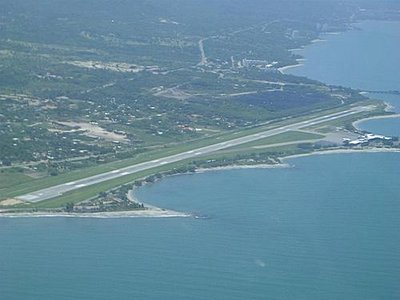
[17,106,367,203]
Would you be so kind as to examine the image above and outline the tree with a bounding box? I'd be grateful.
[48,167,59,176]
[134,181,142,187]
[2,158,12,166]
[65,202,74,212]
[145,176,155,183]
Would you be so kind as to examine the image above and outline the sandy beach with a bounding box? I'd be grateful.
[278,63,304,73]
[0,209,191,219]
[0,188,191,219]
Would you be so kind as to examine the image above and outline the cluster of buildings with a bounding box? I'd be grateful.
[344,133,392,146]
[239,59,279,70]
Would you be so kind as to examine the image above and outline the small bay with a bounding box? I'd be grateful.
[357,93,400,137]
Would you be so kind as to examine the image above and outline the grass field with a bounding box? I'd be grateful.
[0,170,35,190]
[225,131,324,151]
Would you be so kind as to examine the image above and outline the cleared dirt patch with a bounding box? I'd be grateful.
[65,60,145,73]
[56,121,128,142]
[0,199,25,206]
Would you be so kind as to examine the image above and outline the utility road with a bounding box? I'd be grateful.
[17,106,367,203]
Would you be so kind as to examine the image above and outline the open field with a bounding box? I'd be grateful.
[0,171,34,190]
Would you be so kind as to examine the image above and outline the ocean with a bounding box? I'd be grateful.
[286,20,400,137]
[1,21,399,299]
[287,21,400,91]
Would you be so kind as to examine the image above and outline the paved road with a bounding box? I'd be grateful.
[17,107,367,203]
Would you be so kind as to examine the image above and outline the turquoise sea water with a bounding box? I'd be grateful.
[1,21,400,300]
[286,21,400,137]
[287,21,400,91]
[359,116,400,137]
[1,154,400,299]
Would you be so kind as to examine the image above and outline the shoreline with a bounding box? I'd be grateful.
[0,189,191,219]
[195,163,291,173]
[281,147,400,161]
[3,147,399,219]
[3,104,399,219]
[352,113,400,131]
[0,209,191,219]
[129,148,400,218]
[127,189,191,218]
[278,63,304,73]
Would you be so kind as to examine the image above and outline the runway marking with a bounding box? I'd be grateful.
[64,182,76,186]
[18,195,39,201]
[75,184,87,188]
[111,170,120,173]
[121,172,130,176]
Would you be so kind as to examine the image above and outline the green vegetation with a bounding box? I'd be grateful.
[0,169,34,189]
[226,131,324,151]
[1,1,397,212]
[0,0,367,170]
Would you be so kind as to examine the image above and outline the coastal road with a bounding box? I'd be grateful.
[17,106,368,203]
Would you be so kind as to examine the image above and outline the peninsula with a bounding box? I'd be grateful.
[1,0,399,216]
